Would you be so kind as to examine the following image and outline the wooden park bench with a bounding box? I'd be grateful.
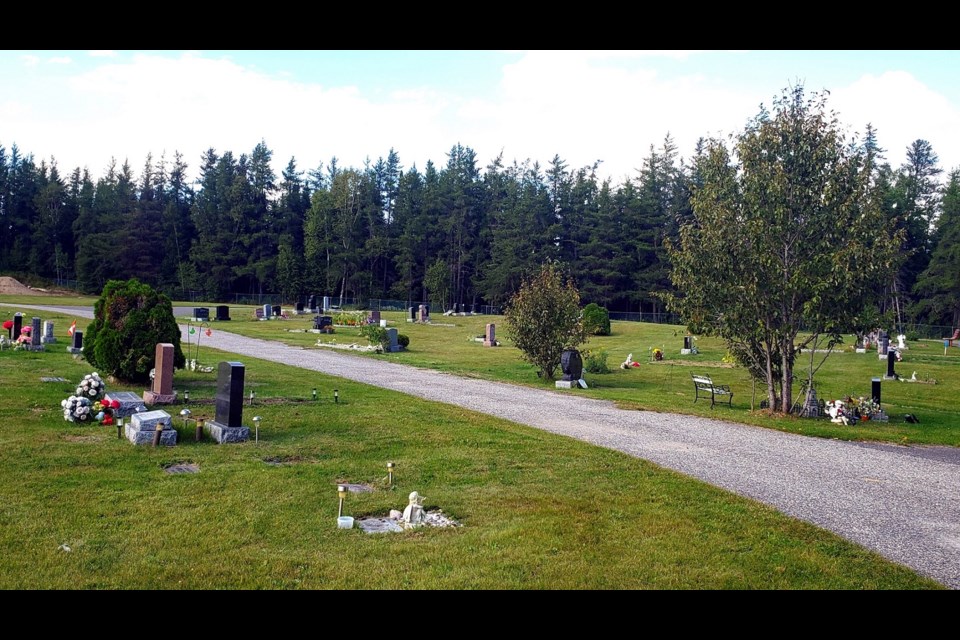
[692,373,733,408]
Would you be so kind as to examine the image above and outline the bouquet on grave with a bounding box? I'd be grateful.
[61,373,113,424]
[652,347,664,361]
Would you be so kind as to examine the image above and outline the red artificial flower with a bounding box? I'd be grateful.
[103,416,113,425]
[111,399,121,409]
[2,321,12,330]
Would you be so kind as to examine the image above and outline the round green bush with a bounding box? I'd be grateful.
[85,278,186,383]
[583,303,611,336]
[398,334,410,348]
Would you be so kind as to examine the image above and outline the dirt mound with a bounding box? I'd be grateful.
[0,277,55,295]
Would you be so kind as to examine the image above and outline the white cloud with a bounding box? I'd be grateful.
[5,52,959,189]
[832,70,960,172]
[48,56,72,65]
[88,50,116,57]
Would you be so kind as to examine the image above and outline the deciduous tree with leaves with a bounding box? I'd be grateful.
[664,86,903,413]
[505,262,586,379]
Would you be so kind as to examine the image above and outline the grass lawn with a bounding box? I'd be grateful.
[0,341,939,589]
[161,306,960,447]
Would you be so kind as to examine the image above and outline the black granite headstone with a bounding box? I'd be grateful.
[872,377,882,406]
[886,351,896,378]
[194,307,210,320]
[72,330,83,350]
[272,305,282,317]
[684,336,692,350]
[296,302,304,312]
[410,306,417,321]
[314,315,333,330]
[308,295,317,311]
[560,349,583,382]
[214,361,245,428]
[216,305,231,321]
[13,314,22,340]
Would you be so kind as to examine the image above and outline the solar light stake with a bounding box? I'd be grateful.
[312,388,317,401]
[117,418,123,440]
[387,461,395,487]
[184,389,190,403]
[196,418,205,442]
[153,422,163,447]
[249,390,255,406]
[253,416,262,444]
[337,485,347,518]
[334,389,339,404]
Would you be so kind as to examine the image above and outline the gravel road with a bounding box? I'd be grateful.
[7,303,959,588]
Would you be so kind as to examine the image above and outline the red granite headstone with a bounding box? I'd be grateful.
[143,343,177,404]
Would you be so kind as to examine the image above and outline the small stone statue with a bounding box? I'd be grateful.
[897,334,907,350]
[401,491,426,527]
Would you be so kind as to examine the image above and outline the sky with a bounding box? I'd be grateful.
[2,50,959,187]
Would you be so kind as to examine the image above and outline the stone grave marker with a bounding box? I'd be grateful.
[194,307,210,321]
[262,304,272,319]
[322,296,330,311]
[204,361,250,443]
[68,330,83,354]
[483,323,497,347]
[409,306,417,322]
[369,310,381,324]
[419,304,428,323]
[143,343,177,404]
[126,409,177,446]
[308,295,317,313]
[272,304,282,318]
[12,314,22,340]
[42,320,56,344]
[556,348,584,389]
[30,317,42,349]
[216,305,231,321]
[884,351,897,380]
[295,301,305,315]
[104,391,147,418]
[386,327,400,352]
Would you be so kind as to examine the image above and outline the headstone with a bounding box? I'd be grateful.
[308,295,317,313]
[126,409,177,446]
[262,304,272,319]
[369,310,381,324]
[314,315,333,331]
[143,343,177,404]
[322,296,330,311]
[68,330,83,354]
[12,314,22,340]
[424,304,430,318]
[885,351,897,380]
[272,305,282,318]
[799,386,819,418]
[419,304,427,323]
[216,305,231,321]
[386,327,400,352]
[409,306,417,322]
[684,336,692,350]
[380,319,387,328]
[204,361,250,444]
[483,323,497,347]
[194,307,210,321]
[104,391,147,418]
[31,317,41,347]
[879,332,889,356]
[897,334,907,350]
[872,377,882,406]
[42,320,56,344]
[295,301,305,315]
[557,349,583,389]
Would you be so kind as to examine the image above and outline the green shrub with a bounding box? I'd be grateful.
[583,303,611,336]
[360,324,389,348]
[905,330,921,342]
[583,348,611,374]
[85,278,185,383]
[397,334,410,348]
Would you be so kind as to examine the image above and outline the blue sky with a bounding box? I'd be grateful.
[2,50,958,185]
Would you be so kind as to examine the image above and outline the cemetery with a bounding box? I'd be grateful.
[0,312,939,589]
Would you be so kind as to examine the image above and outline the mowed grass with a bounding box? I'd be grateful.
[0,343,940,589]
[157,306,960,447]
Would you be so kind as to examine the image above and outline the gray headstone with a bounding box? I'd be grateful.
[263,304,272,318]
[42,320,56,343]
[104,391,148,418]
[322,296,330,311]
[31,317,41,346]
[127,410,177,445]
[386,327,399,352]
